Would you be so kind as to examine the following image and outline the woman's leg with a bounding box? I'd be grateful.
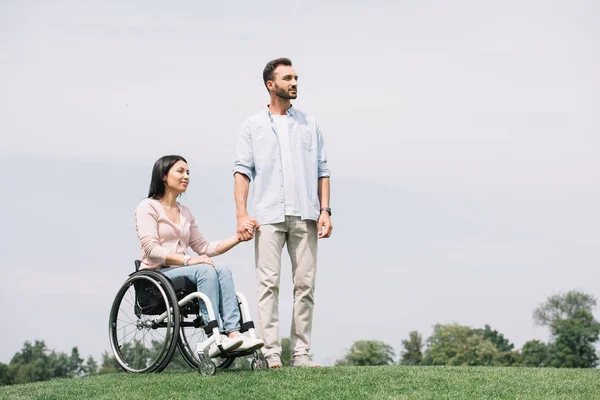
[160,265,222,330]
[215,265,241,334]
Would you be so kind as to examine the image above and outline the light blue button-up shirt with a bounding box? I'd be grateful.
[233,106,331,225]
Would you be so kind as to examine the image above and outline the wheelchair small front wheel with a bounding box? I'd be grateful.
[251,353,268,370]
[198,353,217,376]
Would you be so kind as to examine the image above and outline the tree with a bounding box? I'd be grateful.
[422,324,499,366]
[98,351,120,374]
[474,325,514,352]
[335,340,395,366]
[9,341,53,384]
[0,363,13,386]
[2,341,100,386]
[546,310,600,368]
[520,340,549,367]
[473,325,520,366]
[533,291,596,327]
[281,338,292,367]
[399,331,423,366]
[83,356,98,376]
[68,348,85,377]
[531,290,600,368]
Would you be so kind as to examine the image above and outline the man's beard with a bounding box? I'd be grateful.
[274,85,297,100]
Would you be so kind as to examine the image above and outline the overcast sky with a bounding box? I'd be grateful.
[1,0,599,366]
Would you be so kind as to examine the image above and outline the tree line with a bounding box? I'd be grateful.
[1,290,597,386]
[336,290,600,368]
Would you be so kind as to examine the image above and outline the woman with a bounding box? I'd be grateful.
[135,155,263,357]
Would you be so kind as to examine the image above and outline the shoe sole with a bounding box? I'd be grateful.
[235,342,265,353]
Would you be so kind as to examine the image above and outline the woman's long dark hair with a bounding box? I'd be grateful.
[148,155,188,200]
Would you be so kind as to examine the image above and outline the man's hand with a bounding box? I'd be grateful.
[190,255,215,269]
[317,212,333,239]
[237,214,259,241]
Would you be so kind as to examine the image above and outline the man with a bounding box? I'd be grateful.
[233,57,332,368]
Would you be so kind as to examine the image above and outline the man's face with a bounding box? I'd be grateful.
[269,65,298,99]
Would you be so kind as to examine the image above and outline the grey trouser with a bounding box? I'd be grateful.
[255,216,318,357]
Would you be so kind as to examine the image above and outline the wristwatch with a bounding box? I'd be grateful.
[320,207,332,216]
[183,255,191,266]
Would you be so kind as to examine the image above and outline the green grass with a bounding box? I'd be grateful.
[2,366,600,400]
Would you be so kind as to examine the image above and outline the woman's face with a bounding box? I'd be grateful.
[164,160,190,195]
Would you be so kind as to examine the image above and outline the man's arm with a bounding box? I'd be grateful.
[317,177,332,238]
[315,120,332,238]
[233,119,258,241]
[234,172,259,240]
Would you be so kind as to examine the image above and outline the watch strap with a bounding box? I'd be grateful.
[320,207,332,216]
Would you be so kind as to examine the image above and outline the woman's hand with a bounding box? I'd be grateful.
[243,221,256,237]
[237,215,259,241]
[190,255,215,269]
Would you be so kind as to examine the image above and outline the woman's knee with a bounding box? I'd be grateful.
[192,264,218,281]
[215,265,232,277]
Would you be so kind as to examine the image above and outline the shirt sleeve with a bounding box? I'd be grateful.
[188,212,221,257]
[232,118,255,181]
[316,120,331,178]
[135,200,169,263]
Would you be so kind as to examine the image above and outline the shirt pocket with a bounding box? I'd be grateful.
[299,126,317,151]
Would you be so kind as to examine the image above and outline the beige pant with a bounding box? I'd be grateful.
[255,216,318,358]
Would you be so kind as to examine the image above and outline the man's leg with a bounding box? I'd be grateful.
[286,216,318,357]
[255,222,286,358]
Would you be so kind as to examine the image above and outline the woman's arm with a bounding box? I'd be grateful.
[187,204,255,257]
[214,235,241,255]
[189,224,242,257]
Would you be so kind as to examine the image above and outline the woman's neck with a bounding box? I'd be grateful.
[159,190,178,208]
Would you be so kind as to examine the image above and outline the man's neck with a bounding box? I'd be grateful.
[268,96,291,115]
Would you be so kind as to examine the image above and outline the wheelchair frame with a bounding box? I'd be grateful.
[108,261,267,375]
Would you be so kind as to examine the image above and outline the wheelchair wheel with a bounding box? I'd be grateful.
[109,271,180,373]
[177,313,235,370]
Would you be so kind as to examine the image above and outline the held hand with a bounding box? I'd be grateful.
[318,212,333,239]
[237,215,259,241]
[190,255,215,269]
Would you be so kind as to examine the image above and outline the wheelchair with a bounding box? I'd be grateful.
[108,261,268,375]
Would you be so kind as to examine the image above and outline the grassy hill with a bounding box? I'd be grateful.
[1,366,599,400]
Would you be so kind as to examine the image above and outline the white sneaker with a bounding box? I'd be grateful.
[291,354,321,367]
[265,353,282,368]
[207,335,243,358]
[235,336,265,352]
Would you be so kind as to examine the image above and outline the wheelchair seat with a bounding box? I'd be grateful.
[133,260,198,314]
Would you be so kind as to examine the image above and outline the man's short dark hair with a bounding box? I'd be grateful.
[263,57,293,88]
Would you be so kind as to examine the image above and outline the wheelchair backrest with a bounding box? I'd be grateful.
[130,259,198,316]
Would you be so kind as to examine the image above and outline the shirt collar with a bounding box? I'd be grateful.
[266,104,295,120]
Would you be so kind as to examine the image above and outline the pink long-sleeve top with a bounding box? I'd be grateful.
[134,198,221,270]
